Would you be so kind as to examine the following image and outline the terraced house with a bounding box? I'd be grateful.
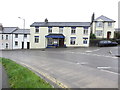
[0,24,30,50]
[30,19,91,48]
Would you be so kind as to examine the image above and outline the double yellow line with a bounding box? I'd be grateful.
[18,61,68,88]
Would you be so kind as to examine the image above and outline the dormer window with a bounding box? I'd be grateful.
[96,22,103,27]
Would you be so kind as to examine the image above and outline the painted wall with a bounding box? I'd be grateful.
[0,34,13,50]
[13,34,30,49]
[91,19,115,38]
[30,26,90,49]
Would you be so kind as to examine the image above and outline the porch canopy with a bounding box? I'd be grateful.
[45,34,65,38]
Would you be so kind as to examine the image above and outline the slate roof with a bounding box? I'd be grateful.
[94,15,115,22]
[13,29,30,34]
[1,27,19,34]
[30,22,91,27]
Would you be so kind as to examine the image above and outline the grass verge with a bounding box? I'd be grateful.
[0,57,53,88]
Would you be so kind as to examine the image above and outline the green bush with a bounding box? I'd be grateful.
[90,33,96,39]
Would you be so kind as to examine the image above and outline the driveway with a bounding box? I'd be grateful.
[0,46,119,88]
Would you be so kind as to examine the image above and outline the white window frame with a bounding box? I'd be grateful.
[6,35,8,40]
[83,39,88,44]
[48,27,52,33]
[6,43,8,49]
[34,36,39,43]
[15,34,18,38]
[59,27,63,33]
[71,27,76,34]
[35,27,39,33]
[95,30,103,36]
[96,22,103,27]
[70,37,76,45]
[108,22,112,27]
[15,41,18,46]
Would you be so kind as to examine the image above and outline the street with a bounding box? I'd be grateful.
[0,46,119,88]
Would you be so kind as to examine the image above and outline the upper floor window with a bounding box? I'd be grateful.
[34,36,39,43]
[2,35,3,40]
[70,37,76,45]
[35,27,39,33]
[96,22,103,27]
[71,27,76,34]
[59,27,63,33]
[108,22,112,27]
[48,27,52,33]
[6,35,8,40]
[15,34,18,38]
[24,34,27,38]
[83,27,88,35]
[15,41,18,46]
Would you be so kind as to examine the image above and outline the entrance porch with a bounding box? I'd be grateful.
[45,34,65,48]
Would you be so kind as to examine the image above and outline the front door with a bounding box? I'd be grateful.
[59,38,64,47]
[22,42,24,49]
[107,32,111,39]
[27,42,30,49]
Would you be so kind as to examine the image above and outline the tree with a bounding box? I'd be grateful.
[90,33,96,39]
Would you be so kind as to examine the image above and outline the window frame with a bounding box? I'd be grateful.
[96,22,103,27]
[15,34,18,38]
[48,27,52,33]
[35,27,39,33]
[15,41,18,46]
[70,37,76,45]
[108,22,112,27]
[24,34,27,38]
[6,35,8,40]
[6,43,8,49]
[71,27,76,34]
[34,36,39,43]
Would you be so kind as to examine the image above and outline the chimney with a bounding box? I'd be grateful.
[0,23,3,31]
[45,18,48,23]
[91,12,95,23]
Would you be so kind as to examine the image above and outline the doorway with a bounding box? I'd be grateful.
[22,42,24,49]
[27,42,30,49]
[107,32,111,39]
[59,38,64,47]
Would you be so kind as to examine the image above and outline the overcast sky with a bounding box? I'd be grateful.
[0,0,119,28]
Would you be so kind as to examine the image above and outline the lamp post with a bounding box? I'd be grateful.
[18,17,25,49]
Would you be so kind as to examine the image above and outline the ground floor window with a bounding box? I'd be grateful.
[48,38,53,44]
[70,37,76,45]
[95,30,103,36]
[83,38,88,44]
[6,43,8,49]
[15,41,18,46]
[35,36,39,43]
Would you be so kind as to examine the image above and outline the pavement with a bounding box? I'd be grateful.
[0,46,119,88]
[0,63,10,89]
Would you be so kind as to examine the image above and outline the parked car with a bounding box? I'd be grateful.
[98,40,118,47]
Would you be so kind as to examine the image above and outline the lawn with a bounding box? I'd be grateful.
[0,57,53,88]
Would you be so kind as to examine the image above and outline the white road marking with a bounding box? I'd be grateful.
[97,66,111,69]
[85,51,92,53]
[100,69,119,75]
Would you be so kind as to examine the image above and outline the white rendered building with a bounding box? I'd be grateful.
[0,24,30,50]
[91,15,115,39]
[30,19,91,49]
[12,29,30,49]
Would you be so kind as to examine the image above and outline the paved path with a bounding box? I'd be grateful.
[0,63,9,89]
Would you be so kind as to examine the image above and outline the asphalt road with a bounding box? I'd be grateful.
[0,46,119,88]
